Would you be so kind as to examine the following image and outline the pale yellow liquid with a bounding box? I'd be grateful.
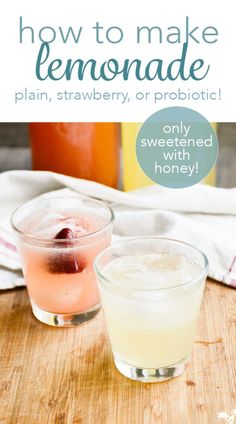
[101,253,205,368]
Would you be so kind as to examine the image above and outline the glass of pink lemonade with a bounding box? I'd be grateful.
[11,196,114,326]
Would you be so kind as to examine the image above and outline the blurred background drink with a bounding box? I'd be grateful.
[28,122,217,190]
[29,123,120,188]
[121,123,217,190]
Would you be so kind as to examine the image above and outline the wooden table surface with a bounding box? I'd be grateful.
[0,280,235,424]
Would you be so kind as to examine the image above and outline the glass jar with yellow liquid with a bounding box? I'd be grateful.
[121,123,217,191]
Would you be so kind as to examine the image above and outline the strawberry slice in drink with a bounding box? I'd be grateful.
[48,227,86,274]
[55,227,74,244]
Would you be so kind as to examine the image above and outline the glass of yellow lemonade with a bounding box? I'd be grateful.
[11,196,113,326]
[94,238,208,383]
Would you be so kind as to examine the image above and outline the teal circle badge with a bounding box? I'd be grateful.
[136,107,218,188]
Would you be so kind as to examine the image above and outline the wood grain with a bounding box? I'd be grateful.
[0,280,235,424]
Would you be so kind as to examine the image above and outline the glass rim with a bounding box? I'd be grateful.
[94,237,209,291]
[11,195,114,245]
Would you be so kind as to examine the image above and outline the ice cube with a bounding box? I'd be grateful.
[103,253,188,290]
[26,210,68,238]
[60,216,88,237]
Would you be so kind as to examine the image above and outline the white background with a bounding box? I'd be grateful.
[0,0,235,122]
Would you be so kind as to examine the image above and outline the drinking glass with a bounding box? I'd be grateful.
[11,196,114,326]
[94,238,208,382]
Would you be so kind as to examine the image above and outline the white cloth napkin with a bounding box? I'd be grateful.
[0,170,235,289]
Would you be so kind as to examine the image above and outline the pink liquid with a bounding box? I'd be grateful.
[18,210,111,314]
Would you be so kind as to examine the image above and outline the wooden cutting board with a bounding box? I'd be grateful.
[0,280,235,424]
